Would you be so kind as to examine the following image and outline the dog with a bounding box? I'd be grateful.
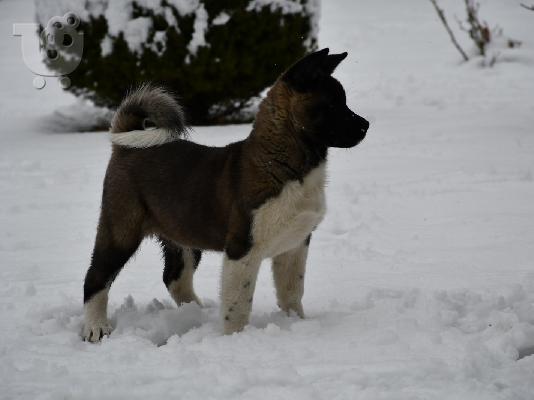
[82,48,369,341]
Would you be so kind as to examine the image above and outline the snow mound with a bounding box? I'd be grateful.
[2,282,534,398]
[38,101,112,132]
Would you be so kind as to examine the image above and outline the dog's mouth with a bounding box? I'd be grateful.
[328,119,369,148]
[329,134,365,148]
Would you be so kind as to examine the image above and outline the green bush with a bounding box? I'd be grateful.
[35,0,319,124]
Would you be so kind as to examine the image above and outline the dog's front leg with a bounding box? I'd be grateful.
[221,252,261,334]
[271,235,310,318]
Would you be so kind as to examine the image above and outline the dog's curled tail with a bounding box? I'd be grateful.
[110,84,187,148]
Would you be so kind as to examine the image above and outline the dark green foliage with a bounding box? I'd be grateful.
[42,1,318,124]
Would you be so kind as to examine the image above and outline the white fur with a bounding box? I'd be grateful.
[252,162,326,258]
[272,242,308,318]
[221,253,262,334]
[221,163,326,333]
[167,248,201,306]
[82,287,112,342]
[109,128,180,148]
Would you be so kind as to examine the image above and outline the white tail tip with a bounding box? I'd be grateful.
[109,128,180,148]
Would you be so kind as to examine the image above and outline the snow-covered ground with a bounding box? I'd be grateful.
[1,0,534,398]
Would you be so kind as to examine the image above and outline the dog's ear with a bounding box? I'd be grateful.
[283,49,348,91]
[282,48,330,91]
[323,52,348,75]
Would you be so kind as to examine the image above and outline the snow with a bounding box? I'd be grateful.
[166,0,200,17]
[247,0,304,14]
[150,30,168,56]
[34,0,95,23]
[187,4,209,56]
[35,0,319,58]
[2,0,534,398]
[246,0,321,48]
[110,16,153,55]
[303,0,321,49]
[100,34,112,57]
[35,0,203,56]
[212,11,231,26]
[39,101,113,132]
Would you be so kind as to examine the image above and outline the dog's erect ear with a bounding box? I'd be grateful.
[283,49,348,91]
[323,52,348,75]
[282,48,330,91]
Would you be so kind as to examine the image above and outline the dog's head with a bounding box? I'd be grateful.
[281,48,369,148]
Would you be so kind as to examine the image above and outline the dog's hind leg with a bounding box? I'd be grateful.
[271,235,310,318]
[82,196,143,342]
[161,239,202,306]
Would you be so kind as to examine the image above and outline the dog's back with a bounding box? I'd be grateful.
[106,85,244,251]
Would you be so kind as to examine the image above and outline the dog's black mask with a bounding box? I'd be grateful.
[283,48,369,149]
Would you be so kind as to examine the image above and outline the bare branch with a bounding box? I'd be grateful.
[520,3,534,11]
[462,0,491,57]
[429,0,470,61]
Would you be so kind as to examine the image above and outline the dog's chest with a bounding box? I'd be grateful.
[251,163,327,257]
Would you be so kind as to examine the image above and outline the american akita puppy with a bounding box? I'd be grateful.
[82,48,369,342]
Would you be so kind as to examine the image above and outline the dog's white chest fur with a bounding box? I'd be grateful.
[252,163,327,257]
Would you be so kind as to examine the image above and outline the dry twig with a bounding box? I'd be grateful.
[460,0,491,56]
[428,0,469,61]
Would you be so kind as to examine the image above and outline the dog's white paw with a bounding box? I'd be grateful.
[82,320,112,343]
[279,302,305,319]
[190,294,203,308]
[223,313,249,335]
